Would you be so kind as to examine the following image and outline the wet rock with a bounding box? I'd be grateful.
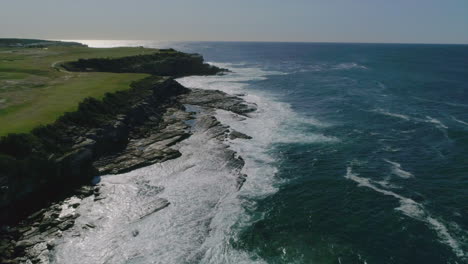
[71,138,96,151]
[24,241,47,261]
[41,226,59,237]
[75,185,94,197]
[27,209,45,222]
[137,183,164,197]
[46,240,55,250]
[180,89,257,115]
[84,223,95,229]
[21,227,38,238]
[236,174,248,190]
[94,106,191,175]
[229,130,252,140]
[139,199,170,220]
[57,221,74,231]
[17,226,33,235]
[38,222,55,232]
[15,238,42,251]
[94,196,105,202]
[15,257,30,264]
[59,213,79,221]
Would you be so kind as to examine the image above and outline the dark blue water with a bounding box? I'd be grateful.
[175,42,468,264]
[85,41,468,263]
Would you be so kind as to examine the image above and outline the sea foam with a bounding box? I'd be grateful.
[425,116,448,129]
[451,116,468,126]
[52,61,332,263]
[333,62,368,70]
[383,159,414,179]
[345,166,465,259]
[372,109,411,121]
[178,63,334,262]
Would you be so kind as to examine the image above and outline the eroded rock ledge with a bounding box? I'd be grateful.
[93,87,256,175]
[0,86,256,264]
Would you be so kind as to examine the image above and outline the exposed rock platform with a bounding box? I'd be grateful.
[0,87,256,264]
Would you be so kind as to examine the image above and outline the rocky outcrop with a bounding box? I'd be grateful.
[0,44,256,262]
[180,89,257,115]
[0,87,257,264]
[229,130,253,140]
[0,185,94,263]
[93,106,191,174]
[90,88,257,176]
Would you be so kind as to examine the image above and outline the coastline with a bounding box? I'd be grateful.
[0,82,257,263]
[0,43,244,263]
[3,39,467,264]
[0,46,226,221]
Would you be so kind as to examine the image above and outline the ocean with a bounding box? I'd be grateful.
[59,41,468,264]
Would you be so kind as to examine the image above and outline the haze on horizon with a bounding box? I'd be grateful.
[1,0,467,44]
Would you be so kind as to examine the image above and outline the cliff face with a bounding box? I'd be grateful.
[0,77,190,223]
[0,52,224,224]
[0,80,258,264]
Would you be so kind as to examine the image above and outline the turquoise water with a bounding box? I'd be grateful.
[79,41,468,263]
[184,42,468,263]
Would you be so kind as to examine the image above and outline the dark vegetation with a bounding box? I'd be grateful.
[62,50,224,76]
[0,38,85,48]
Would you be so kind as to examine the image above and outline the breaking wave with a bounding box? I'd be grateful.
[344,166,465,259]
[51,61,332,263]
[425,116,448,129]
[333,62,369,70]
[372,108,411,121]
[383,159,414,179]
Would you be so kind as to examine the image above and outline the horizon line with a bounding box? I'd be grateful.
[1,37,467,46]
[60,39,468,46]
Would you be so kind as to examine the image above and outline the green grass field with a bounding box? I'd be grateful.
[0,46,156,136]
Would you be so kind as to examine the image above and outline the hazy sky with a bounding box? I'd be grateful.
[1,0,467,44]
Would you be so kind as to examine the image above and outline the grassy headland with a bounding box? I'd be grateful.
[0,39,223,226]
[0,44,157,135]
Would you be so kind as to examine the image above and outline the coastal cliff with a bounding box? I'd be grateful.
[0,77,188,223]
[0,86,256,263]
[0,41,260,263]
[0,49,225,225]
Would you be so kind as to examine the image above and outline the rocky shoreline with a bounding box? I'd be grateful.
[0,85,256,264]
[0,49,226,225]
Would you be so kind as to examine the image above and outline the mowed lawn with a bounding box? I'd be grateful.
[0,46,154,136]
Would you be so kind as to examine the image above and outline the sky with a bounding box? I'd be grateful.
[1,0,467,44]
